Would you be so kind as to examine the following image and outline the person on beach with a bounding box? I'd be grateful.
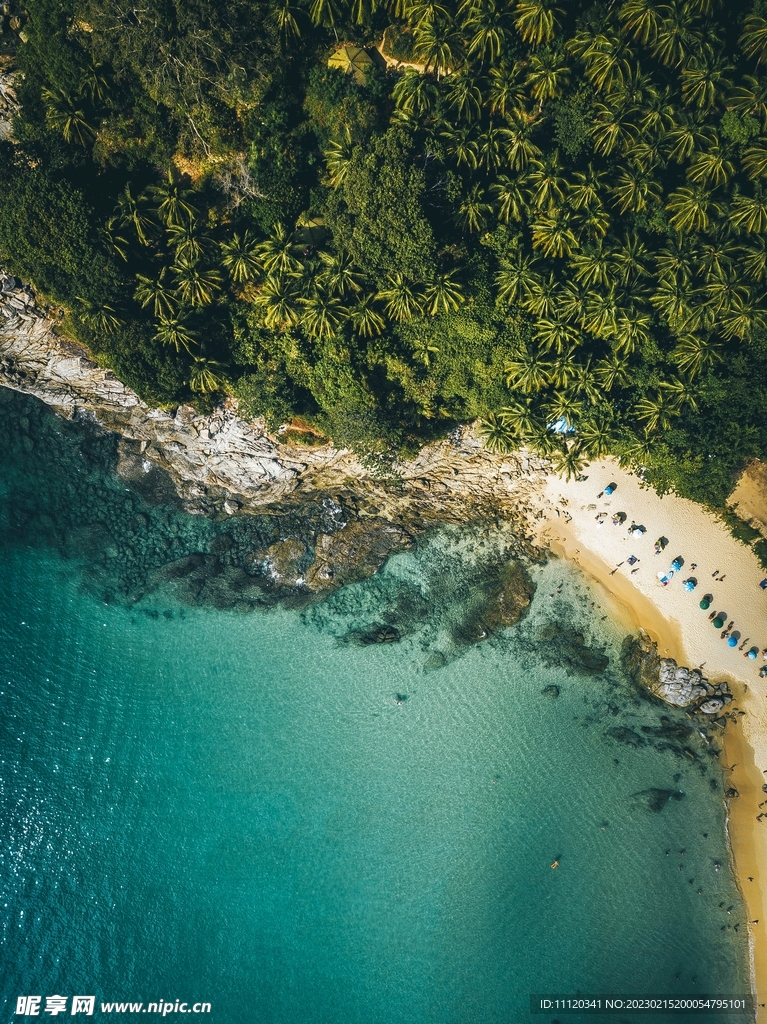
[718,574,727,582]
[713,570,719,577]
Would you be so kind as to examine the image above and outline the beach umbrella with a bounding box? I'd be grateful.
[727,636,738,647]
[631,525,646,537]
[604,483,616,495]
[613,512,627,524]
[654,536,668,553]
[683,578,697,591]
[671,556,684,571]
[713,616,725,628]
[699,598,711,609]
[747,647,759,659]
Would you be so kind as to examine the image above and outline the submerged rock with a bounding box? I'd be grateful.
[536,621,609,676]
[631,788,685,813]
[541,684,560,698]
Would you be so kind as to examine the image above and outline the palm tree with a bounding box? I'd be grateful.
[102,216,130,262]
[663,113,716,163]
[579,414,615,458]
[742,145,767,181]
[83,62,112,103]
[650,277,694,329]
[525,151,567,210]
[318,251,365,297]
[730,191,767,234]
[462,0,510,63]
[665,186,722,233]
[500,399,542,438]
[270,0,303,39]
[189,356,228,394]
[42,87,95,146]
[579,31,636,95]
[718,293,766,341]
[634,391,676,434]
[556,281,588,324]
[486,63,527,117]
[411,337,440,366]
[551,442,588,481]
[618,0,662,46]
[613,309,651,356]
[75,297,122,335]
[660,375,698,413]
[582,288,618,338]
[513,0,563,46]
[589,102,639,156]
[392,68,439,115]
[680,47,733,111]
[545,389,584,426]
[148,169,198,227]
[530,209,578,258]
[220,231,261,283]
[167,222,215,265]
[442,125,479,169]
[445,72,483,122]
[522,272,558,318]
[612,232,650,286]
[609,166,662,213]
[695,232,737,282]
[172,259,223,307]
[378,273,423,321]
[254,274,301,329]
[414,18,462,76]
[256,224,302,275]
[534,317,580,354]
[490,176,526,223]
[740,237,767,281]
[154,315,198,354]
[650,1,700,67]
[495,253,541,305]
[309,0,342,32]
[349,294,386,337]
[686,146,734,188]
[567,165,608,210]
[595,353,631,391]
[655,237,695,283]
[740,13,767,65]
[408,0,451,25]
[499,114,542,171]
[324,128,354,188]
[477,413,516,453]
[476,126,504,173]
[134,268,177,318]
[504,348,552,393]
[116,184,156,247]
[672,333,722,378]
[569,246,615,288]
[456,184,492,233]
[729,75,767,130]
[569,360,601,404]
[525,47,571,102]
[423,271,464,314]
[549,350,577,388]
[299,293,348,339]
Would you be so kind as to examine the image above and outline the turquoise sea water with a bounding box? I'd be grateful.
[0,388,753,1023]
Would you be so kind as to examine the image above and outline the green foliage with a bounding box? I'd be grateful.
[325,127,436,282]
[6,0,767,511]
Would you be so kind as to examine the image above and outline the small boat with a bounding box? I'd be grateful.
[550,860,559,869]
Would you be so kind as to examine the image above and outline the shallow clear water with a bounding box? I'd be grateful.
[0,389,752,1023]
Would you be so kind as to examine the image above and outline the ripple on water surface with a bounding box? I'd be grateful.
[0,387,753,1024]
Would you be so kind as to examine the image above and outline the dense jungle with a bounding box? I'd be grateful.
[1,0,767,506]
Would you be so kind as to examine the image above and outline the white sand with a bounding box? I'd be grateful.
[531,457,767,1016]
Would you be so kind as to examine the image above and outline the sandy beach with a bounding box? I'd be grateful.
[532,457,767,1018]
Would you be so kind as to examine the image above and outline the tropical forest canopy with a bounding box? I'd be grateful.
[2,0,767,504]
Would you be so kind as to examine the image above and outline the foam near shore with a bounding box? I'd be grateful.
[533,457,767,1018]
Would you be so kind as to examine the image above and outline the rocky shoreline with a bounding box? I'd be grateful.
[0,275,745,721]
[623,632,736,723]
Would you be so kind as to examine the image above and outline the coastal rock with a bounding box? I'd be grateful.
[621,632,731,713]
[483,561,536,631]
[0,275,551,595]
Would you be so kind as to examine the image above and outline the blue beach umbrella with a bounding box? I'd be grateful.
[671,556,684,571]
[604,483,616,495]
[727,636,738,647]
[683,578,697,591]
[747,647,759,660]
